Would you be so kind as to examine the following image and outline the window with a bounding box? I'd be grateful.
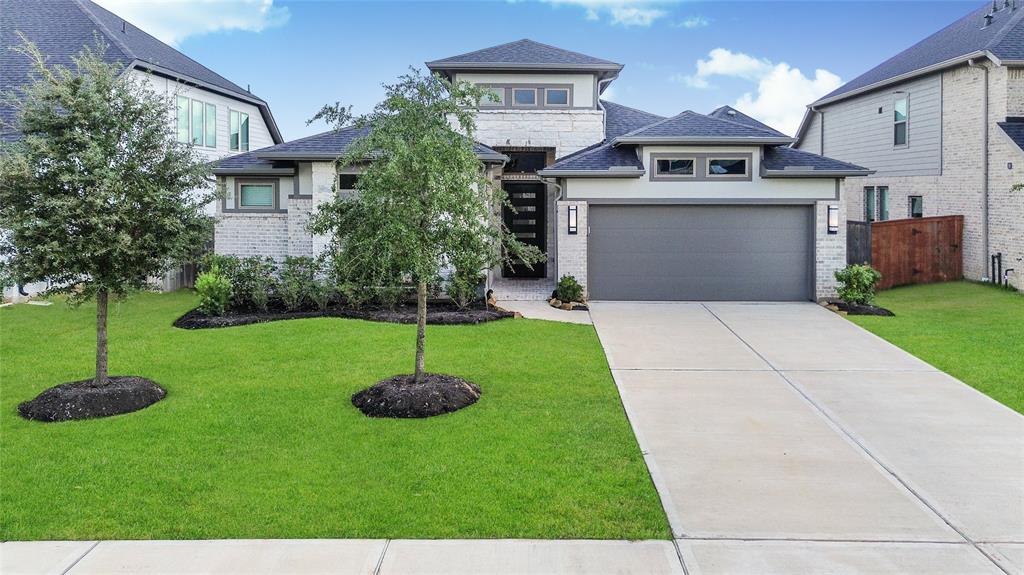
[864,187,876,222]
[655,158,695,177]
[238,183,275,208]
[877,186,889,221]
[205,103,216,148]
[337,174,360,191]
[545,88,569,106]
[513,88,537,106]
[481,86,504,106]
[707,158,748,177]
[504,151,548,174]
[230,110,249,152]
[864,186,890,221]
[176,96,190,143]
[909,195,923,218]
[191,99,204,146]
[894,95,908,146]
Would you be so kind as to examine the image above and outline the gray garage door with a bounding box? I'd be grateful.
[588,205,812,301]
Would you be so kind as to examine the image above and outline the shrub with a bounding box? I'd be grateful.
[834,264,882,305]
[447,268,483,310]
[279,256,319,311]
[195,267,232,316]
[555,274,584,303]
[235,256,278,312]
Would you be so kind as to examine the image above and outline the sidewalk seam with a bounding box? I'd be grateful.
[373,539,391,575]
[700,303,1012,575]
[60,540,99,575]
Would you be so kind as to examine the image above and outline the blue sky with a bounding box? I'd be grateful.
[97,0,981,139]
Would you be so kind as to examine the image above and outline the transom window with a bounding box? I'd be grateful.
[176,96,216,148]
[707,158,748,177]
[239,183,275,208]
[229,110,250,152]
[545,88,569,106]
[513,88,537,106]
[894,95,908,146]
[655,158,695,177]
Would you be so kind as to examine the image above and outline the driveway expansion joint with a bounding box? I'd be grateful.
[60,540,99,575]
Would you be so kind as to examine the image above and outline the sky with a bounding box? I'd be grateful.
[94,0,982,139]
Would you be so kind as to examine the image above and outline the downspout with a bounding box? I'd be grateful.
[539,176,564,281]
[596,76,616,140]
[968,58,990,278]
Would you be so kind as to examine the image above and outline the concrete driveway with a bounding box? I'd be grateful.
[590,302,1024,575]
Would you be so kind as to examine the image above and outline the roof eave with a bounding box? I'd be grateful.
[255,151,508,163]
[535,169,645,178]
[213,167,296,176]
[425,61,624,73]
[811,50,991,108]
[612,136,796,146]
[761,169,875,178]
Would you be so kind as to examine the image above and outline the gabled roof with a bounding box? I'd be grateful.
[761,146,873,178]
[0,0,282,143]
[612,110,795,146]
[998,117,1024,152]
[708,105,788,138]
[812,1,1024,107]
[213,125,507,175]
[602,100,666,140]
[426,39,623,78]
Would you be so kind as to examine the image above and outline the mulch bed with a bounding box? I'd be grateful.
[174,302,514,330]
[352,373,482,418]
[828,301,895,316]
[18,376,166,422]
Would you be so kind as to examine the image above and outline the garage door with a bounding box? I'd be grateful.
[588,205,812,301]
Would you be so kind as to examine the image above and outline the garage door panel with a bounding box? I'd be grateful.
[588,205,811,301]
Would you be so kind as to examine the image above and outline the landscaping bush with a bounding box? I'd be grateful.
[195,267,232,316]
[279,256,319,311]
[235,256,278,312]
[555,274,584,303]
[834,264,882,305]
[447,257,484,310]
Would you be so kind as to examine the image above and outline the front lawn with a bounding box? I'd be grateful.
[849,281,1023,413]
[0,291,668,541]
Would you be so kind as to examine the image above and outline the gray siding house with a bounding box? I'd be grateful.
[214,40,870,302]
[795,1,1024,289]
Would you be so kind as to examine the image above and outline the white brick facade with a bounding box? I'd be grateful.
[555,201,588,293]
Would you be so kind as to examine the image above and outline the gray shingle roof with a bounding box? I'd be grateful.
[541,100,663,173]
[1,0,281,142]
[213,125,507,173]
[602,100,665,140]
[998,118,1024,152]
[816,1,1024,105]
[761,146,872,176]
[426,39,622,71]
[708,105,788,138]
[613,110,794,144]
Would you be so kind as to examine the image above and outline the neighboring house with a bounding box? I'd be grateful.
[794,1,1024,289]
[0,0,284,294]
[213,39,870,302]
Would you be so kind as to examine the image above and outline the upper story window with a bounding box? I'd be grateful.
[176,96,216,148]
[894,95,908,147]
[230,110,249,152]
[513,88,537,106]
[707,157,748,177]
[474,84,575,109]
[545,88,569,107]
[654,158,695,178]
[480,86,504,107]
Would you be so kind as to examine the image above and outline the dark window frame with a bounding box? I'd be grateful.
[225,177,283,213]
[908,195,924,218]
[894,94,909,148]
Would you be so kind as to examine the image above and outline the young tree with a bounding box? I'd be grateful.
[0,38,212,386]
[309,69,542,385]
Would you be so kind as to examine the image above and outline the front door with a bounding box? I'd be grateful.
[502,181,547,278]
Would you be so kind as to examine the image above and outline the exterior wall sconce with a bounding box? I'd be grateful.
[568,205,578,235]
[827,205,839,235]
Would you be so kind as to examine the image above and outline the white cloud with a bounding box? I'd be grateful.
[675,15,710,29]
[676,48,842,135]
[93,0,290,46]
[541,0,675,27]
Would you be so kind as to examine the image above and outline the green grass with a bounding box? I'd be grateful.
[849,281,1024,413]
[0,291,669,541]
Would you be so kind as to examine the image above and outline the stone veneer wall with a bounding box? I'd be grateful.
[843,64,1023,284]
[474,109,604,158]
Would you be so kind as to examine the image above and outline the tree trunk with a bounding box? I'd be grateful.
[95,288,109,385]
[414,279,427,383]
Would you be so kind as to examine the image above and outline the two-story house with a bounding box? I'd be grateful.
[794,1,1024,289]
[1,0,284,295]
[212,39,871,302]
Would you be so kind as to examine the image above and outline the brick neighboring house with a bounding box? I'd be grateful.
[214,39,871,302]
[1,0,283,295]
[794,1,1024,289]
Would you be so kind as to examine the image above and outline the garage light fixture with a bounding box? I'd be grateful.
[568,205,578,235]
[827,205,839,235]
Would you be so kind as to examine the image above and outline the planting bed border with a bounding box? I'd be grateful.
[174,304,514,329]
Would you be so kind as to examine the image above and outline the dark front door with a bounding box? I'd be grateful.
[502,181,547,278]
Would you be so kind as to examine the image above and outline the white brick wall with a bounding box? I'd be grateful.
[474,109,604,158]
[815,198,846,300]
[555,201,588,296]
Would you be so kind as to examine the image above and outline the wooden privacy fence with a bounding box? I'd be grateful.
[846,220,872,265]
[870,215,963,289]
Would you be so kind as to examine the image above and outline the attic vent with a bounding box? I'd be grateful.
[727,109,737,116]
[121,20,126,33]
[983,12,994,27]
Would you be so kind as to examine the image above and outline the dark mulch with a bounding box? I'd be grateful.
[351,373,482,418]
[174,302,514,330]
[830,301,895,316]
[18,376,166,422]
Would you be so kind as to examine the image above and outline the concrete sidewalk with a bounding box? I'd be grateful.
[0,539,684,575]
[590,301,1024,575]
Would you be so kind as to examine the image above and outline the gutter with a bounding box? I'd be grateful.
[761,169,875,178]
[612,136,796,146]
[968,58,991,276]
[212,167,296,176]
[536,169,645,178]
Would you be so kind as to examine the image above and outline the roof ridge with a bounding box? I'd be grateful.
[702,109,782,136]
[71,0,134,62]
[76,0,256,100]
[615,109,695,139]
[986,3,1024,51]
[600,99,666,120]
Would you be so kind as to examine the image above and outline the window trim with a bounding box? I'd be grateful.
[544,87,570,107]
[705,156,751,180]
[176,96,190,143]
[908,195,924,218]
[480,85,506,107]
[893,94,909,148]
[864,186,876,222]
[512,88,538,107]
[877,186,889,221]
[475,83,576,109]
[649,152,754,182]
[651,156,697,180]
[225,177,283,213]
[229,109,250,152]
